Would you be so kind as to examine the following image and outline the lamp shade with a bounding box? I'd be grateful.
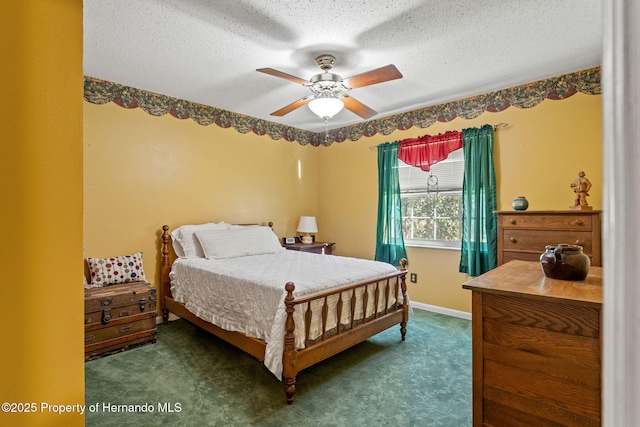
[308,97,344,119]
[297,216,318,233]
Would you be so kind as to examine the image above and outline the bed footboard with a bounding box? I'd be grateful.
[282,260,408,404]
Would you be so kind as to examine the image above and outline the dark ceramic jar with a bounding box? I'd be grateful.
[540,244,590,281]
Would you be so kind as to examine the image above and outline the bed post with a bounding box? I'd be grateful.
[161,225,172,324]
[399,258,409,341]
[283,282,297,404]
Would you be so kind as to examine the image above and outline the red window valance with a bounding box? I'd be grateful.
[397,130,462,171]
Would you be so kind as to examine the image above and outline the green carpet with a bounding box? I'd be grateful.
[85,309,471,426]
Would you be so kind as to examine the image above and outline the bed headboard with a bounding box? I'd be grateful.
[160,222,274,303]
[160,225,172,301]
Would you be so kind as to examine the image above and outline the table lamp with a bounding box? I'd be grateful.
[297,216,318,244]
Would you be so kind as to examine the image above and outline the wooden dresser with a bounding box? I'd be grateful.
[496,210,601,266]
[463,260,602,427]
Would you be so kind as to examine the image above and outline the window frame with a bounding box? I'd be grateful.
[401,190,463,250]
[398,150,464,250]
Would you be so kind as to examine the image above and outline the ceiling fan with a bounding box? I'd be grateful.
[256,54,403,121]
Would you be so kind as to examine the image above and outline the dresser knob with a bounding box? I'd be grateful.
[509,219,516,225]
[576,240,585,246]
[510,237,517,243]
[574,219,583,226]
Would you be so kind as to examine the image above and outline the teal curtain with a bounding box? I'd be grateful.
[459,125,497,276]
[375,142,407,266]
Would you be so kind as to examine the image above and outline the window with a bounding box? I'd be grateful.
[399,148,464,249]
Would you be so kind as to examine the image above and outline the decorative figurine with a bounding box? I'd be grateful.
[570,170,593,210]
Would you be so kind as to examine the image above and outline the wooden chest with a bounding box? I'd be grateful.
[496,210,602,266]
[85,281,157,360]
[463,261,602,426]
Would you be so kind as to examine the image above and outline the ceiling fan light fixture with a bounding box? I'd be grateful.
[258,54,401,121]
[308,96,344,119]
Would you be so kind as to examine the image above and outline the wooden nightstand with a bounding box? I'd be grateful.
[284,242,335,255]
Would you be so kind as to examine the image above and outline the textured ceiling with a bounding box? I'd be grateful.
[84,0,602,133]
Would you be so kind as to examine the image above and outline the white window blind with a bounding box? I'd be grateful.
[398,147,464,193]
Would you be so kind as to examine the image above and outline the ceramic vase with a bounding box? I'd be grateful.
[512,196,529,210]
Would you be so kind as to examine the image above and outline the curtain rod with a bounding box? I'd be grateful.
[368,123,511,149]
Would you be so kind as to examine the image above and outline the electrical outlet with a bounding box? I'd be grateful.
[410,273,417,283]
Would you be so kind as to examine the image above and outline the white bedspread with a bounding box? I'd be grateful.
[169,250,402,379]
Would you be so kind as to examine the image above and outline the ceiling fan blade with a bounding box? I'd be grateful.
[270,97,312,116]
[342,96,377,119]
[256,68,310,86]
[343,64,403,89]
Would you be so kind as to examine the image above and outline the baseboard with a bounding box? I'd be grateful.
[158,304,470,324]
[410,302,471,320]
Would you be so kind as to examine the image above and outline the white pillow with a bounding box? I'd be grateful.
[226,223,261,230]
[171,222,228,258]
[195,226,284,259]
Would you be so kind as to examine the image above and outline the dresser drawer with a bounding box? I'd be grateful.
[503,248,598,267]
[500,214,593,230]
[503,229,593,254]
[502,251,542,264]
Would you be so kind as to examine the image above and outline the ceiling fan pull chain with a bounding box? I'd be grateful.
[324,118,329,144]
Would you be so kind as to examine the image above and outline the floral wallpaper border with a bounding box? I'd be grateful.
[84,67,600,147]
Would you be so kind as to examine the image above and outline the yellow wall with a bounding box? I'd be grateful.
[0,1,84,426]
[318,93,602,313]
[83,84,601,317]
[83,103,319,287]
[0,3,602,423]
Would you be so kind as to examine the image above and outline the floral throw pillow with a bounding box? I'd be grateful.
[87,252,147,287]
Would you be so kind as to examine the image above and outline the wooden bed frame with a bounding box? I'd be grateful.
[160,224,409,404]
